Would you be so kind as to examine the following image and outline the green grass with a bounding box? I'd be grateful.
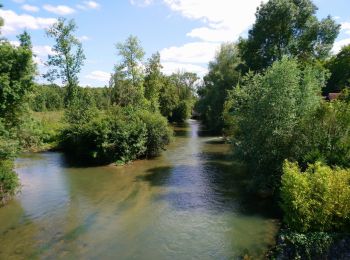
[30,111,65,151]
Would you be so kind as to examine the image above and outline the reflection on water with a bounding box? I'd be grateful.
[0,120,278,259]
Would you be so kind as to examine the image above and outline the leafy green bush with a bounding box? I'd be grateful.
[230,58,325,191]
[60,106,172,164]
[137,110,172,157]
[0,121,19,206]
[170,100,192,123]
[280,160,350,232]
[297,100,350,168]
[0,160,19,205]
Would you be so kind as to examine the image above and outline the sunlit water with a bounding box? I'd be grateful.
[0,120,278,259]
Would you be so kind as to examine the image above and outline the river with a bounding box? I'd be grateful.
[0,120,278,259]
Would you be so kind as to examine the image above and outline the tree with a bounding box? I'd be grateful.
[144,52,163,111]
[0,28,35,205]
[230,57,325,191]
[17,30,32,49]
[0,33,36,126]
[239,0,340,71]
[197,43,242,133]
[158,75,179,120]
[110,35,145,107]
[45,18,85,106]
[324,44,350,94]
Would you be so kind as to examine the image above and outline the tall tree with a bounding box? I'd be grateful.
[17,30,32,49]
[197,43,242,133]
[110,35,145,106]
[0,32,36,125]
[0,29,35,204]
[144,52,163,111]
[45,18,85,106]
[239,0,340,71]
[230,58,325,191]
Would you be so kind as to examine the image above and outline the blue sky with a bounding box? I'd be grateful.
[1,0,350,87]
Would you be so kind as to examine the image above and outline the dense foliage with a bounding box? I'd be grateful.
[297,99,350,167]
[0,37,35,126]
[281,161,350,232]
[45,18,85,106]
[196,43,242,133]
[238,0,339,71]
[229,58,325,190]
[324,44,350,94]
[60,105,172,164]
[0,27,36,204]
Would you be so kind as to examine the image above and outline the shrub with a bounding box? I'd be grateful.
[170,100,192,123]
[280,160,350,232]
[297,100,350,168]
[60,106,172,165]
[230,58,325,191]
[0,160,19,205]
[137,110,172,157]
[0,121,19,206]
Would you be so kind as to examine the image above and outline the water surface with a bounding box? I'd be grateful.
[0,120,278,259]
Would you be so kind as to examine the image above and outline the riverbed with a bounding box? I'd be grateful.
[0,120,278,259]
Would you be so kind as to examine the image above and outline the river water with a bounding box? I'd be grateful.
[0,120,278,259]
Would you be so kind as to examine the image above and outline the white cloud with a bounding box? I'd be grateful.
[84,1,100,9]
[43,4,75,15]
[0,9,56,35]
[33,45,55,56]
[9,40,20,47]
[163,0,265,42]
[32,45,55,65]
[130,0,153,7]
[160,42,219,64]
[77,1,100,10]
[332,38,350,53]
[159,42,219,75]
[21,4,40,12]
[86,70,111,82]
[162,62,207,76]
[79,35,90,41]
[341,22,350,35]
[131,0,265,75]
[8,42,54,65]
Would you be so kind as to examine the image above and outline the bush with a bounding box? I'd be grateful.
[170,100,192,123]
[280,160,350,232]
[0,121,19,206]
[60,106,172,164]
[137,110,172,157]
[297,100,350,168]
[230,58,325,191]
[0,160,19,205]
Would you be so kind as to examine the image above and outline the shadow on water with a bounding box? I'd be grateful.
[61,154,101,168]
[138,150,279,218]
